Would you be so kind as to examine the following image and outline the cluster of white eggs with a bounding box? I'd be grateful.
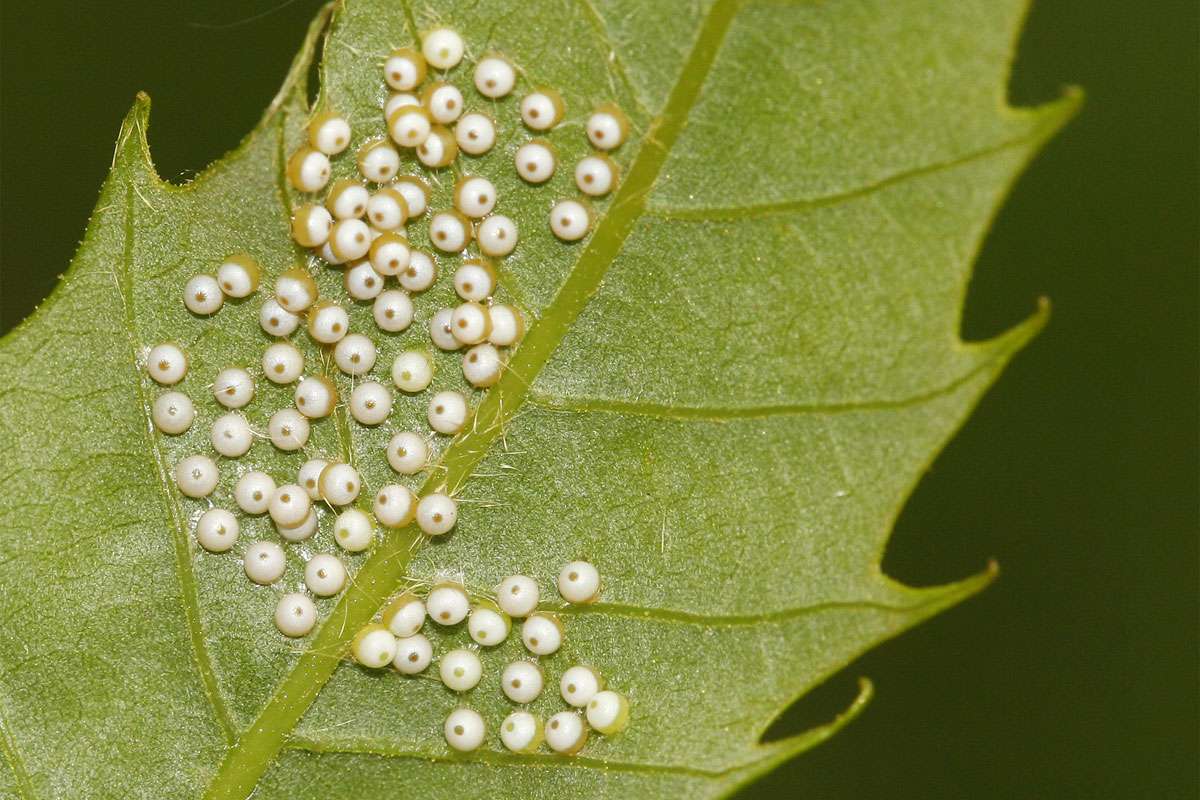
[150,272,463,637]
[146,24,633,758]
[347,560,630,755]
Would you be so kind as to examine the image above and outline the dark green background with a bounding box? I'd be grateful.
[2,2,1196,797]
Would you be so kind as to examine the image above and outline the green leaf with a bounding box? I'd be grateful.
[0,0,1077,797]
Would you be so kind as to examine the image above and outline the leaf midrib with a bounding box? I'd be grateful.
[204,1,744,795]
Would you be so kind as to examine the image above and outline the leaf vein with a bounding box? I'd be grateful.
[523,343,1008,420]
[116,181,237,745]
[575,0,654,117]
[0,692,36,799]
[646,117,1068,222]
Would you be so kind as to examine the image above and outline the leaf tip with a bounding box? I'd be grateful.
[113,91,157,177]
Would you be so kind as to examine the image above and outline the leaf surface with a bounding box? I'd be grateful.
[0,1,1076,798]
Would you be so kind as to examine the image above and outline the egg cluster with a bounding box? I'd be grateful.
[348,561,629,754]
[146,24,631,760]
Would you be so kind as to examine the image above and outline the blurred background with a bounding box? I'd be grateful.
[1,1,1196,797]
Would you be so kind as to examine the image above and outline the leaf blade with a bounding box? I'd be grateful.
[0,0,1078,797]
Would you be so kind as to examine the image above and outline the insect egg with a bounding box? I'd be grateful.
[365,187,409,231]
[304,553,347,597]
[275,268,318,313]
[426,391,468,434]
[429,308,463,351]
[586,690,630,735]
[454,112,496,156]
[195,508,239,553]
[306,302,349,345]
[500,711,544,754]
[450,302,492,345]
[261,342,305,384]
[392,350,433,393]
[343,261,385,302]
[152,391,194,435]
[357,139,401,183]
[453,260,496,302]
[422,28,465,70]
[243,541,286,585]
[210,412,254,458]
[333,333,377,375]
[334,508,374,552]
[496,575,539,618]
[276,507,317,543]
[318,240,347,266]
[384,92,420,121]
[462,343,502,388]
[429,210,472,253]
[387,430,429,474]
[268,483,311,527]
[234,470,276,515]
[287,146,332,193]
[521,612,563,656]
[290,203,333,248]
[308,111,352,155]
[294,375,338,419]
[416,492,458,535]
[297,458,328,500]
[514,140,557,184]
[260,297,300,337]
[558,560,601,604]
[174,454,218,498]
[560,665,604,707]
[468,601,511,646]
[390,175,431,218]
[501,660,545,704]
[183,274,223,315]
[392,634,433,674]
[586,103,629,150]
[349,381,393,426]
[474,56,515,98]
[427,582,470,624]
[475,214,517,257]
[422,81,464,124]
[487,304,525,347]
[216,253,262,298]
[384,47,426,91]
[146,343,188,385]
[520,89,565,131]
[275,593,317,638]
[324,179,370,220]
[382,592,426,637]
[545,711,588,755]
[387,104,432,149]
[452,176,496,219]
[267,408,311,451]
[439,648,483,692]
[328,218,372,262]
[574,154,618,197]
[550,199,593,241]
[368,231,411,276]
[400,250,437,292]
[319,462,362,506]
[213,367,254,408]
[351,623,398,668]
[373,289,414,333]
[443,708,485,752]
[417,125,459,169]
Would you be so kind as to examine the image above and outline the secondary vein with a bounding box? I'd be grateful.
[117,181,237,743]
